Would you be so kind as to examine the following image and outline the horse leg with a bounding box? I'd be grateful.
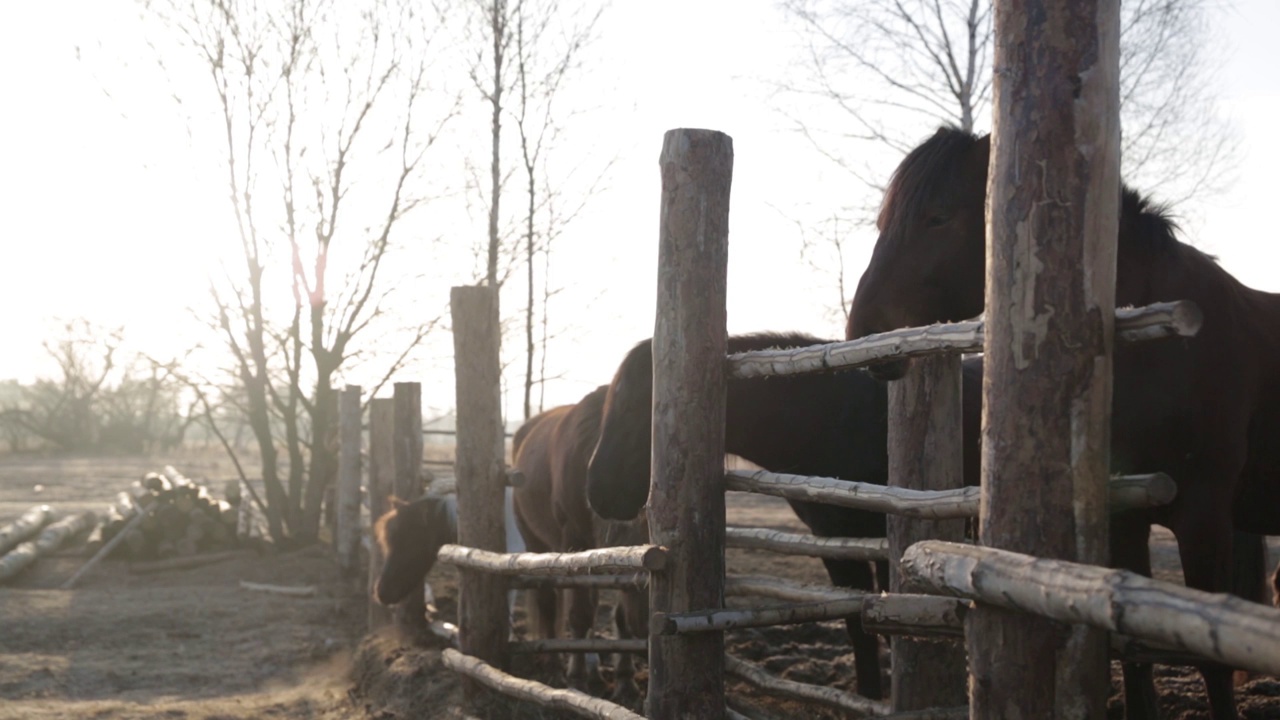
[610,591,643,709]
[1111,516,1160,720]
[560,525,604,693]
[820,557,884,700]
[1174,504,1240,720]
[563,584,604,693]
[1228,531,1268,686]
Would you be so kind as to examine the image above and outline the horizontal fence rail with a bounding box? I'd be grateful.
[437,544,667,576]
[725,574,866,604]
[900,540,1280,676]
[652,597,866,635]
[510,572,650,591]
[727,470,1175,519]
[727,300,1202,379]
[724,653,891,717]
[509,638,648,655]
[856,594,1220,667]
[725,527,890,561]
[860,594,969,638]
[442,648,643,720]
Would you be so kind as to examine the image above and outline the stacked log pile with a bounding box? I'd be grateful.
[0,511,98,582]
[100,466,240,560]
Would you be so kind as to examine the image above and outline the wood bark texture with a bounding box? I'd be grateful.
[903,540,1280,676]
[727,300,1197,379]
[442,648,644,720]
[724,526,889,561]
[451,286,510,679]
[511,572,650,590]
[336,384,362,573]
[391,382,429,638]
[652,597,865,635]
[367,397,395,629]
[976,0,1121,715]
[438,544,666,575]
[647,127,733,720]
[0,505,56,556]
[860,594,968,638]
[0,511,96,582]
[724,654,890,716]
[887,354,968,709]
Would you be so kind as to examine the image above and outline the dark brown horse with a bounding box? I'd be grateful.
[846,126,1280,720]
[512,386,649,703]
[586,331,985,701]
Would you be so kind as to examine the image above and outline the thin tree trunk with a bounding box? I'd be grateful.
[487,0,505,288]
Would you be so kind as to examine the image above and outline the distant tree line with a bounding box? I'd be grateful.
[0,320,200,454]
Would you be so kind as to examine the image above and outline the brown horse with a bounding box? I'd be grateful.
[846,126,1280,720]
[512,386,649,703]
[586,331,985,700]
[373,487,525,620]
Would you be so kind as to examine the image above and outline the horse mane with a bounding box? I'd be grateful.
[1120,187,1217,263]
[726,331,835,354]
[881,126,1215,264]
[372,494,449,555]
[877,126,983,232]
[618,331,835,379]
[372,496,408,555]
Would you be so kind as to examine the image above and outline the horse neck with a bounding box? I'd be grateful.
[724,373,879,479]
[1122,241,1280,385]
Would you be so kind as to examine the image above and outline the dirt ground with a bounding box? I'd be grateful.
[3,452,1280,719]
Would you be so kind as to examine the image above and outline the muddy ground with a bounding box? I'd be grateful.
[2,452,1280,719]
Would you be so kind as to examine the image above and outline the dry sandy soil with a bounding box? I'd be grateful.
[3,452,1280,719]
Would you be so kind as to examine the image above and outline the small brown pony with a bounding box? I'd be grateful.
[511,385,649,704]
[372,486,525,621]
[846,126,1280,720]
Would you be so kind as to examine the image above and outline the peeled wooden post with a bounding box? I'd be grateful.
[336,384,362,574]
[886,354,967,709]
[367,397,395,629]
[975,1,1120,716]
[392,382,428,638]
[648,128,733,719]
[451,285,509,691]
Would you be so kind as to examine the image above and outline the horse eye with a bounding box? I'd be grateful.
[926,213,951,228]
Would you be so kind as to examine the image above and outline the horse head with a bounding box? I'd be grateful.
[372,495,452,605]
[586,339,656,521]
[846,126,989,378]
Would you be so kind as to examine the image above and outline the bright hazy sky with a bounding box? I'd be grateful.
[1,0,1277,420]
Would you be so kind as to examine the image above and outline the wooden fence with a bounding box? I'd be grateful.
[410,130,1280,720]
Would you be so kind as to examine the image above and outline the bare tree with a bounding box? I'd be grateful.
[777,0,1238,314]
[0,321,196,454]
[7,320,122,451]
[141,0,456,545]
[464,0,611,420]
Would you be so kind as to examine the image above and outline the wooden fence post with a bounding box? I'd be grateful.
[648,128,733,720]
[367,397,395,630]
[451,285,509,691]
[392,382,428,639]
[974,1,1120,717]
[886,354,967,709]
[336,385,362,574]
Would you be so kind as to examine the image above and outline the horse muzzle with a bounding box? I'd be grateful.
[866,357,912,381]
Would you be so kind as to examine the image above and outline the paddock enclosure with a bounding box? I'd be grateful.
[408,3,1280,716]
